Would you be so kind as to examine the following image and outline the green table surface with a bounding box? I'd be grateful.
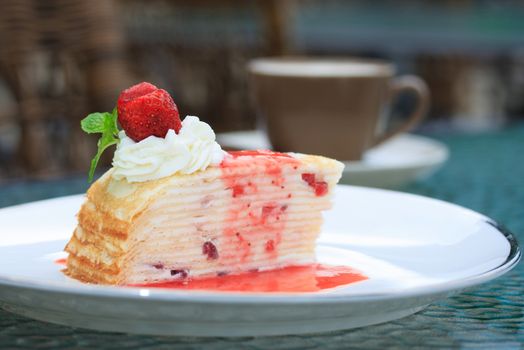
[0,125,523,349]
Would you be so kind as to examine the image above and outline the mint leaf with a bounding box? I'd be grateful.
[81,112,107,133]
[81,109,120,182]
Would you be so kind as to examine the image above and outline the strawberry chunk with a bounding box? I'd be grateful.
[314,181,328,196]
[302,173,329,197]
[117,82,182,142]
[301,173,316,186]
[202,241,219,260]
[170,269,188,278]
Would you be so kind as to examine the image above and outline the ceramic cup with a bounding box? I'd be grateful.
[248,58,430,160]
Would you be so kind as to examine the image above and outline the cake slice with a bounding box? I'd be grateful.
[64,150,343,285]
[64,82,344,285]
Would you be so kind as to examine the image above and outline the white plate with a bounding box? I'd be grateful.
[217,131,449,188]
[0,186,519,337]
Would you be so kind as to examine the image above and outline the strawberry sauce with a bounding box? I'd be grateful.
[132,264,367,293]
[220,151,300,263]
[55,258,67,265]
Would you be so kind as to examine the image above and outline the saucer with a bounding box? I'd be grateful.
[217,131,449,188]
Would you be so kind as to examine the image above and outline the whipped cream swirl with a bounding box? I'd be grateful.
[112,116,225,183]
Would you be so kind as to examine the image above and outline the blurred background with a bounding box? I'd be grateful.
[1,0,524,181]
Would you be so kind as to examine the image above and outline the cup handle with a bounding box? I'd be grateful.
[372,75,430,146]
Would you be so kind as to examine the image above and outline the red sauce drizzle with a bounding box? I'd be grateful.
[220,151,300,264]
[55,258,67,265]
[131,264,367,293]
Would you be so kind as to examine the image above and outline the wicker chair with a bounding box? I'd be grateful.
[0,0,130,178]
[0,0,291,179]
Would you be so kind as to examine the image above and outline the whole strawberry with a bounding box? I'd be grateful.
[117,82,182,142]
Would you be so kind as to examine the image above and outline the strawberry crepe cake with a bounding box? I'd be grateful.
[64,82,344,285]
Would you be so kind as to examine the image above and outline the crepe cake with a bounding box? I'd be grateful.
[63,82,344,285]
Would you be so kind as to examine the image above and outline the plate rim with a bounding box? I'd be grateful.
[0,187,520,305]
